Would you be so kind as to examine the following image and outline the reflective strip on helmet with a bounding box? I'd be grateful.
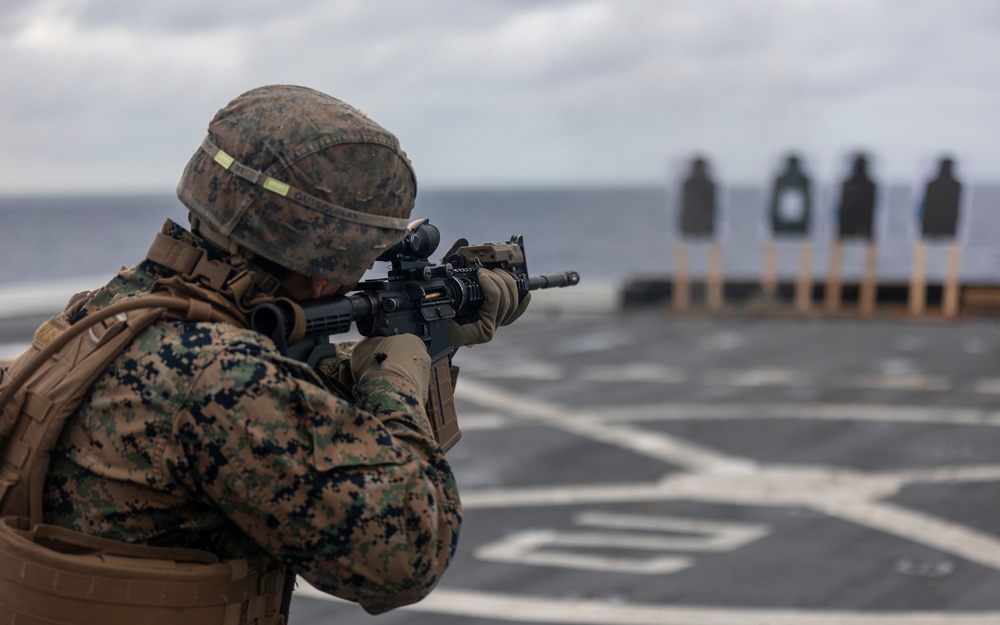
[213,150,235,169]
[201,136,410,232]
[263,178,290,196]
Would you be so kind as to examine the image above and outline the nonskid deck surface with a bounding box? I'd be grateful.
[5,309,1000,624]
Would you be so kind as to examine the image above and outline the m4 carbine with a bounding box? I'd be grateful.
[250,219,580,451]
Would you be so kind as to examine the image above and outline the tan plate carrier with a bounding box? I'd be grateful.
[0,292,291,625]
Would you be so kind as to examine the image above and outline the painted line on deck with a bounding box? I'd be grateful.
[455,378,1000,575]
[832,373,952,391]
[973,378,1000,394]
[600,401,1000,427]
[459,359,995,394]
[473,511,770,575]
[456,377,755,473]
[295,583,1000,625]
[578,363,688,383]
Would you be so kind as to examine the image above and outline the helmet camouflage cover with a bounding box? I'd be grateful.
[177,85,417,284]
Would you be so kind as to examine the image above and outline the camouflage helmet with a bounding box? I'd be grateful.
[177,85,416,284]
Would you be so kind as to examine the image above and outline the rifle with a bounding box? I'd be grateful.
[250,219,580,451]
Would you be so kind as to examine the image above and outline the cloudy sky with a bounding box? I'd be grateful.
[1,0,998,195]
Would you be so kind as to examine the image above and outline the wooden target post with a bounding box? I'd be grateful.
[761,243,778,297]
[908,242,929,316]
[909,242,963,318]
[825,241,878,316]
[672,241,724,312]
[707,242,724,312]
[824,242,844,314]
[763,242,814,313]
[673,243,690,312]
[944,244,962,318]
[795,244,814,314]
[859,241,878,316]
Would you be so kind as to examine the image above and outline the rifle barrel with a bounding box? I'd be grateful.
[527,271,580,290]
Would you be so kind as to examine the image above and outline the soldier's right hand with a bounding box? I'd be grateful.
[351,334,431,402]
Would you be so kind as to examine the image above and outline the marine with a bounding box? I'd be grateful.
[0,84,527,623]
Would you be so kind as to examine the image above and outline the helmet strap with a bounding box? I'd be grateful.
[190,214,254,260]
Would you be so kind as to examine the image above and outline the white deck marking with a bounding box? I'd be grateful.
[833,373,952,391]
[823,499,1000,572]
[574,510,770,548]
[702,367,804,386]
[474,511,769,575]
[883,464,1000,485]
[462,360,564,380]
[456,379,1000,574]
[454,358,1000,394]
[295,380,1000,621]
[973,378,1000,394]
[453,412,520,430]
[578,363,688,383]
[599,401,1000,426]
[474,528,696,574]
[295,583,1000,624]
[456,378,756,473]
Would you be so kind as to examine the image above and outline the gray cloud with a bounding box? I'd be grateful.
[1,0,998,194]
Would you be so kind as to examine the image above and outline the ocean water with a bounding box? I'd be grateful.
[1,185,998,290]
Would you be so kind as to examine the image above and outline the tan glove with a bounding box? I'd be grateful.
[351,334,431,402]
[450,268,531,348]
[314,341,360,401]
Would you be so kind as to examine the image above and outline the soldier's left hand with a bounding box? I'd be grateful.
[450,268,530,348]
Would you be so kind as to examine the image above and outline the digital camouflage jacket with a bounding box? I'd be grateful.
[41,221,461,614]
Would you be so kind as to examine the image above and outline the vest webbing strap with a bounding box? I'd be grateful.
[0,517,289,625]
[146,231,234,290]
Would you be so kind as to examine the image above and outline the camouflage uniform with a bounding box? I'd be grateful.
[41,221,462,615]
